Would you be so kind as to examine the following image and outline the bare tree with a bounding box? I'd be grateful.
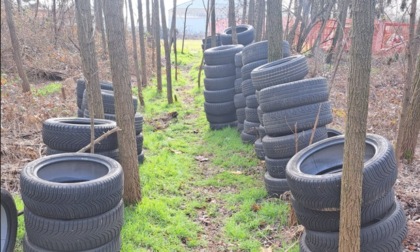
[287,0,303,47]
[16,0,21,13]
[267,0,283,62]
[4,0,30,93]
[154,0,162,92]
[146,0,151,34]
[94,0,108,56]
[75,0,104,119]
[229,0,238,44]
[210,0,216,47]
[248,0,255,27]
[34,0,40,18]
[338,0,375,251]
[103,0,141,204]
[170,0,178,80]
[128,0,145,106]
[182,2,193,53]
[138,0,148,86]
[242,0,248,23]
[255,0,265,42]
[197,0,211,88]
[53,0,58,46]
[326,0,350,63]
[159,0,173,104]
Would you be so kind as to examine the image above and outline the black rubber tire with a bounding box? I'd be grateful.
[42,117,118,152]
[1,189,17,252]
[220,24,255,46]
[234,78,243,94]
[204,101,236,115]
[251,55,309,91]
[241,59,267,80]
[234,93,246,109]
[257,125,266,138]
[138,151,145,164]
[254,139,265,160]
[236,108,246,123]
[264,172,289,197]
[245,107,260,123]
[136,133,143,154]
[204,63,236,78]
[262,127,328,159]
[101,89,138,114]
[286,134,398,210]
[265,156,290,179]
[235,67,241,78]
[204,44,244,65]
[45,147,120,161]
[257,106,264,125]
[292,189,396,232]
[243,120,260,135]
[262,101,333,136]
[241,79,256,97]
[258,77,329,113]
[209,120,237,130]
[204,88,235,103]
[20,153,123,219]
[77,108,84,117]
[206,113,237,124]
[204,76,236,91]
[305,201,407,252]
[326,128,342,138]
[23,235,121,252]
[242,40,291,65]
[299,232,312,252]
[24,201,124,252]
[245,94,259,108]
[134,113,144,135]
[76,79,113,99]
[235,52,243,67]
[237,123,244,132]
[240,131,258,144]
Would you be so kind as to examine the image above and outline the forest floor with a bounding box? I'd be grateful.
[1,40,420,251]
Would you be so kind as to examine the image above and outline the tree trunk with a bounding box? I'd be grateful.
[103,0,141,204]
[17,0,21,13]
[75,0,105,119]
[138,0,148,87]
[198,0,211,88]
[210,0,216,47]
[170,0,178,80]
[4,0,31,93]
[287,0,302,47]
[128,0,145,106]
[338,0,375,251]
[248,0,255,27]
[182,2,192,53]
[284,0,293,42]
[242,0,247,23]
[159,0,173,104]
[255,0,265,42]
[53,0,58,47]
[229,0,238,44]
[295,0,312,53]
[154,0,162,92]
[396,0,417,159]
[267,0,283,62]
[95,0,108,56]
[325,0,350,64]
[35,0,40,18]
[146,0,152,34]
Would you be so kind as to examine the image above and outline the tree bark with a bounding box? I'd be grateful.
[53,0,58,47]
[287,0,303,47]
[255,0,265,42]
[248,0,255,27]
[326,0,350,64]
[128,0,145,106]
[210,0,216,47]
[242,0,247,23]
[338,0,375,251]
[17,0,21,13]
[4,0,31,93]
[75,0,105,119]
[35,0,40,18]
[146,0,152,34]
[170,0,178,80]
[229,0,238,44]
[138,0,148,87]
[159,0,173,104]
[94,0,108,56]
[267,0,283,62]
[182,2,192,53]
[154,0,162,92]
[103,0,141,204]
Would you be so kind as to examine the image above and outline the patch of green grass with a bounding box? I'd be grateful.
[33,82,62,96]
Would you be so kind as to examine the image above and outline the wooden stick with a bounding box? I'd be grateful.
[309,103,323,145]
[77,127,121,153]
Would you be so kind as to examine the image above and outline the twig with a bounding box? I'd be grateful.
[68,36,80,52]
[329,33,348,93]
[77,127,121,153]
[309,103,322,145]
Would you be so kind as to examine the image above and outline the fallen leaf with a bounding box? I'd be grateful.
[195,155,208,162]
[251,204,261,212]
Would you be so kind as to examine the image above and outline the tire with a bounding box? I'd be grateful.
[245,107,260,123]
[234,93,246,109]
[24,201,124,252]
[42,117,118,152]
[23,235,121,252]
[240,131,257,144]
[237,123,244,132]
[262,127,328,159]
[241,79,256,97]
[236,67,241,78]
[254,139,265,160]
[210,121,237,130]
[204,88,235,103]
[136,133,143,154]
[245,94,259,108]
[265,156,290,179]
[46,147,120,161]
[236,108,246,123]
[299,232,312,252]
[76,79,113,99]
[241,59,267,80]
[77,108,84,117]
[327,128,342,138]
[101,90,138,114]
[204,101,236,115]
[258,77,329,113]
[257,106,264,125]
[234,78,243,94]
[286,134,398,210]
[134,113,144,135]
[204,44,244,65]
[204,63,236,78]
[138,151,145,164]
[243,120,260,135]
[257,125,266,139]
[206,113,237,124]
[264,172,289,197]
[292,189,396,232]
[220,24,255,46]
[251,55,309,91]
[262,101,333,136]
[242,40,291,65]
[204,76,236,91]
[304,201,407,252]
[1,189,17,252]
[235,52,243,67]
[20,153,123,219]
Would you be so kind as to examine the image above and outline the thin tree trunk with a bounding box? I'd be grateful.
[17,0,21,13]
[284,0,293,41]
[296,0,312,53]
[159,0,173,104]
[151,0,156,68]
[210,0,216,47]
[242,0,247,23]
[267,0,283,62]
[35,0,40,18]
[170,0,178,80]
[53,0,58,47]
[325,0,350,64]
[138,0,148,86]
[128,0,145,106]
[182,2,192,53]
[198,0,211,88]
[154,0,162,92]
[255,0,265,42]
[146,0,151,34]
[287,0,303,47]
[4,0,30,93]
[229,0,238,44]
[338,0,375,251]
[95,0,108,56]
[103,0,141,204]
[248,0,255,27]
[75,0,104,119]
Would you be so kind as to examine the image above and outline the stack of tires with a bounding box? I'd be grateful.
[20,153,124,251]
[233,52,246,132]
[76,79,113,117]
[1,189,17,252]
[251,55,333,197]
[220,24,255,46]
[286,134,407,252]
[203,44,243,130]
[201,34,221,51]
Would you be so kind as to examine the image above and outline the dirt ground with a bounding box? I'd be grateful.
[1,54,419,251]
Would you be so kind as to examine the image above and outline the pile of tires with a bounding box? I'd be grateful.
[76,79,113,117]
[202,34,221,51]
[20,153,124,251]
[286,134,407,252]
[251,54,333,197]
[1,189,17,252]
[203,44,243,130]
[233,52,246,132]
[220,24,255,46]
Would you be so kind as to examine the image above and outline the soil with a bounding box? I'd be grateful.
[1,54,419,251]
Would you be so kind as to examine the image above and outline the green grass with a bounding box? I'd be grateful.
[33,82,62,96]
